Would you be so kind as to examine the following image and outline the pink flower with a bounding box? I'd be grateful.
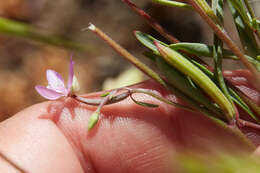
[35,57,80,100]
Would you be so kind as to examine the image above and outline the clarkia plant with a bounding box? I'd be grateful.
[1,0,260,172]
[31,0,260,140]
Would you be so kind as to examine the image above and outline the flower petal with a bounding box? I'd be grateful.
[46,69,67,94]
[67,55,74,92]
[35,85,64,100]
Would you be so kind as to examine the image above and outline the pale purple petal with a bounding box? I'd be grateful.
[35,85,64,100]
[67,55,74,92]
[46,69,67,94]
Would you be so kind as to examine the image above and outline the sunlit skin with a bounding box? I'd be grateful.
[0,70,260,173]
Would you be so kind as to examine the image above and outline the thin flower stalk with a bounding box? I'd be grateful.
[75,88,194,113]
[88,90,118,130]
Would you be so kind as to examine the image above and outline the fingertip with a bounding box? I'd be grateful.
[0,102,85,173]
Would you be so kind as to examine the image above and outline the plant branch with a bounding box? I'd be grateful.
[122,0,179,43]
[86,23,166,87]
[187,0,260,92]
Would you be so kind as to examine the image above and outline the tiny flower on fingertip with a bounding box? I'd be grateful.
[35,56,80,100]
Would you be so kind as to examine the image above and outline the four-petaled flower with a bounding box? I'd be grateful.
[35,57,80,100]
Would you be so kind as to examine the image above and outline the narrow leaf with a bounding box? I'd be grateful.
[134,31,168,54]
[169,42,235,59]
[169,42,260,70]
[152,0,193,10]
[130,94,159,108]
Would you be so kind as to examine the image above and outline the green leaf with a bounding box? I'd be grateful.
[155,42,235,120]
[130,95,159,108]
[229,89,259,122]
[130,88,196,112]
[152,0,193,10]
[237,91,260,121]
[143,51,156,62]
[169,42,235,59]
[134,31,168,54]
[169,42,260,71]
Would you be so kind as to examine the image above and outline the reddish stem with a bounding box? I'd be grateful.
[122,0,179,43]
[237,119,260,130]
[123,0,208,66]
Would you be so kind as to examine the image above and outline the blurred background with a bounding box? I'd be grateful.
[0,0,256,120]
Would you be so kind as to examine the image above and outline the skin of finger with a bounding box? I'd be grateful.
[0,103,85,173]
[0,69,259,173]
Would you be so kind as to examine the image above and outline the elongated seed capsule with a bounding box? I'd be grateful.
[155,42,235,120]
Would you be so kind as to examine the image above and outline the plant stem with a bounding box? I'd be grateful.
[124,0,209,66]
[74,87,193,112]
[122,0,179,43]
[87,23,166,87]
[0,17,88,51]
[73,91,130,106]
[237,119,260,130]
